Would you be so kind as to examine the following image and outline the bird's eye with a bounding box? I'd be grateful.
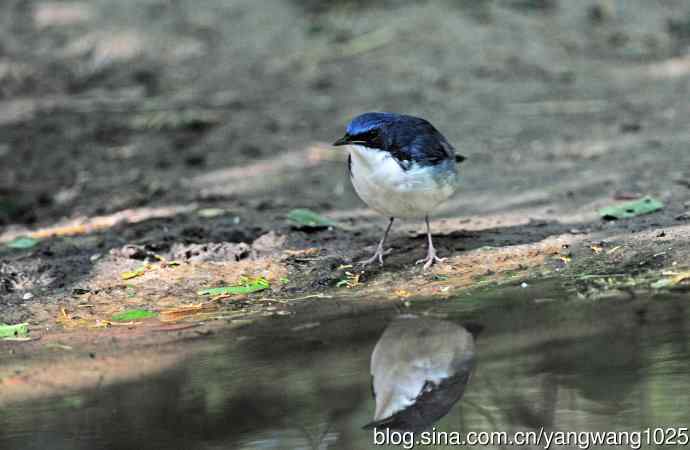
[359,129,380,145]
[351,129,381,147]
[364,129,379,139]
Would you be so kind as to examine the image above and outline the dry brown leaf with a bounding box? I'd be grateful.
[672,271,690,285]
[56,307,89,329]
[160,303,220,323]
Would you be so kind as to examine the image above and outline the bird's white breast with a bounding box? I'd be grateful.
[348,145,457,219]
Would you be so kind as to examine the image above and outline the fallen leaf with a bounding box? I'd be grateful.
[111,309,158,322]
[590,245,604,254]
[0,322,29,340]
[121,264,153,280]
[287,208,337,230]
[336,271,360,288]
[198,276,270,296]
[160,303,219,322]
[6,236,39,249]
[600,196,664,220]
[652,271,690,289]
[160,260,181,268]
[121,270,144,280]
[672,271,690,284]
[394,289,412,298]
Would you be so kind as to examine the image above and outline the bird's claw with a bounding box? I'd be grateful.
[415,253,446,270]
[358,247,393,267]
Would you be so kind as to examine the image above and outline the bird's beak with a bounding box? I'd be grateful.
[333,135,351,147]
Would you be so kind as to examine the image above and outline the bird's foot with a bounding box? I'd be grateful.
[358,247,393,267]
[415,249,446,270]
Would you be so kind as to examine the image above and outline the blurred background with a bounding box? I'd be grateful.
[1,0,689,229]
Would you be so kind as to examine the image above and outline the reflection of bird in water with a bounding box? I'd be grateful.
[364,315,479,432]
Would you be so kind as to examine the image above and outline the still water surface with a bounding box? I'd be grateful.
[2,283,690,449]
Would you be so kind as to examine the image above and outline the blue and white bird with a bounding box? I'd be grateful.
[333,112,464,269]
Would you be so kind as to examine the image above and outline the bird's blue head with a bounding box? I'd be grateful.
[333,112,413,149]
[333,112,461,166]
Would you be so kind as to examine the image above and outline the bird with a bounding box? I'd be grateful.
[333,112,464,269]
[364,315,477,431]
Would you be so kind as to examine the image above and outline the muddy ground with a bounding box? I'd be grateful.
[1,0,689,402]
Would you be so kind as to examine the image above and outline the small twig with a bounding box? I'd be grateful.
[285,293,333,301]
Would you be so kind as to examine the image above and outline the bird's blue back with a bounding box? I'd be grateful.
[345,112,456,167]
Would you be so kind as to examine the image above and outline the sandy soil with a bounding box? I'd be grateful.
[1,0,690,400]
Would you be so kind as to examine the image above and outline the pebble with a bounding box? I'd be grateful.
[22,292,34,300]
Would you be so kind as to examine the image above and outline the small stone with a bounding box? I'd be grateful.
[22,292,34,300]
[520,282,529,288]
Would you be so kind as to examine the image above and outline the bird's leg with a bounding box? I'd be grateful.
[416,215,446,270]
[358,217,395,266]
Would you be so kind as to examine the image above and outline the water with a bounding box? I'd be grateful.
[2,282,690,449]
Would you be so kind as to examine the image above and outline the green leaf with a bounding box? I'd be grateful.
[198,277,270,296]
[6,236,39,249]
[121,265,150,280]
[599,196,664,220]
[111,309,158,322]
[287,209,337,229]
[0,323,29,340]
